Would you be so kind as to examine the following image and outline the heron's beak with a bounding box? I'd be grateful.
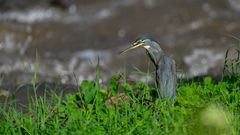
[119,41,143,54]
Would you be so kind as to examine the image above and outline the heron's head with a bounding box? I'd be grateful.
[119,35,159,54]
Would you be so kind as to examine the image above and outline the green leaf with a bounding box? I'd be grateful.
[81,80,96,103]
[135,81,145,90]
[122,83,133,93]
[109,75,120,95]
[204,77,212,85]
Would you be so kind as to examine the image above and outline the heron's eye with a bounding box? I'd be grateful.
[141,40,146,43]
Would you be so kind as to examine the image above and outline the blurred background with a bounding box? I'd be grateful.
[0,0,240,87]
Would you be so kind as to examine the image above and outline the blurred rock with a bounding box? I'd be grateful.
[228,0,240,12]
[0,0,75,11]
[50,0,75,9]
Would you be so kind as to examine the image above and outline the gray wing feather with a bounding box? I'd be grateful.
[156,54,177,102]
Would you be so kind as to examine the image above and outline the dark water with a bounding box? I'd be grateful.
[0,0,240,92]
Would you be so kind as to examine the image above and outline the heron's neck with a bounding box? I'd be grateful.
[144,43,164,67]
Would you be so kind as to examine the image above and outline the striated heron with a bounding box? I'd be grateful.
[120,35,177,104]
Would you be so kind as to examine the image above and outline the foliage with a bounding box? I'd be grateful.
[0,49,240,134]
[0,75,239,135]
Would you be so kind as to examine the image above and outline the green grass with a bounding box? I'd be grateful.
[0,74,240,135]
[0,48,240,135]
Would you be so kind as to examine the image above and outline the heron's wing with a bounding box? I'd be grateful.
[157,55,177,100]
